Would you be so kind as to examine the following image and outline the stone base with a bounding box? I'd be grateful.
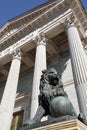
[20,115,76,130]
[19,119,87,130]
[35,119,87,130]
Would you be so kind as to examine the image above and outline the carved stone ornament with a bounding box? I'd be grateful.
[82,38,87,48]
[32,30,47,46]
[13,48,22,60]
[64,15,77,28]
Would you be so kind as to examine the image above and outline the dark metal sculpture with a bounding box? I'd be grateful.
[25,68,77,125]
[20,68,87,130]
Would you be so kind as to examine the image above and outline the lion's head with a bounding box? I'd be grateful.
[41,68,61,87]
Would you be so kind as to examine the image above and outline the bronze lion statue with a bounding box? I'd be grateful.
[18,67,87,130]
[24,68,87,126]
[25,68,78,125]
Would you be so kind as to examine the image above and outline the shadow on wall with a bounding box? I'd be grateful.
[17,72,33,95]
[48,56,69,79]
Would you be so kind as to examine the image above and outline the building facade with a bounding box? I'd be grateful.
[0,0,87,130]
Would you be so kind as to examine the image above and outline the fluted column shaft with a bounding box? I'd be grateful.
[30,33,47,119]
[66,20,87,115]
[0,49,22,130]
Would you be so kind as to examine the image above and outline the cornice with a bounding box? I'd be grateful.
[65,0,87,29]
[9,0,59,23]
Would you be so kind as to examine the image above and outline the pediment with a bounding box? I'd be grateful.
[0,0,58,41]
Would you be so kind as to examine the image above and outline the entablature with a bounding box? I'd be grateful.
[66,0,87,29]
[0,8,72,64]
[0,0,86,53]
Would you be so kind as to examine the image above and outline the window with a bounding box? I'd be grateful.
[10,110,24,130]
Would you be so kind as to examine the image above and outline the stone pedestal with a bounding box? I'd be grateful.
[35,119,87,130]
[19,119,87,130]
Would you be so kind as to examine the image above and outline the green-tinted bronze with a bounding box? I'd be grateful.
[25,68,77,125]
[19,68,87,130]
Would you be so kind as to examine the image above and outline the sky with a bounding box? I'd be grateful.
[0,0,87,27]
[0,0,48,27]
[81,0,87,9]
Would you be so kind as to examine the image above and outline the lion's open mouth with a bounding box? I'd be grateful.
[49,77,59,86]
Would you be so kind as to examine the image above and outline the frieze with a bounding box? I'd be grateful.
[0,29,18,41]
[0,33,33,59]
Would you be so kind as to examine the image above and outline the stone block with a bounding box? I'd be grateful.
[35,119,87,130]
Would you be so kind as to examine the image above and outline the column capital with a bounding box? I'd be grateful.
[81,38,87,48]
[64,15,77,29]
[33,31,47,46]
[13,48,22,60]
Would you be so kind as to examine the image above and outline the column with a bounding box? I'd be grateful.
[0,49,22,130]
[30,32,47,119]
[65,17,87,116]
